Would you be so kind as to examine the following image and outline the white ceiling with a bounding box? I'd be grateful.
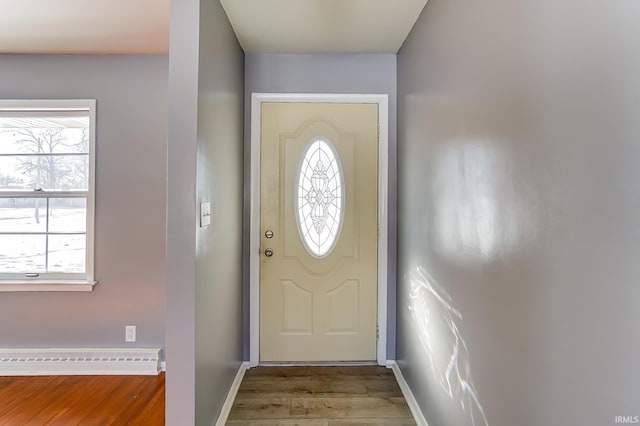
[0,0,169,54]
[0,0,427,55]
[220,0,428,54]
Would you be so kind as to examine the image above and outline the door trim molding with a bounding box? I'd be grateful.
[250,93,389,367]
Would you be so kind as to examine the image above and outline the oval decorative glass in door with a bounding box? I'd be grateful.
[295,138,345,258]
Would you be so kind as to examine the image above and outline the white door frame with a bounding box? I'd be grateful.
[250,93,389,367]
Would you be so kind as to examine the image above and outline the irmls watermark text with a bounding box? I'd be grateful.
[615,416,640,424]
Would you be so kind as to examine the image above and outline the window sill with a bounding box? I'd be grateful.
[0,280,98,292]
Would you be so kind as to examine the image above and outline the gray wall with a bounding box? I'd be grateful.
[166,0,199,420]
[243,54,398,360]
[0,55,167,351]
[195,0,244,424]
[397,0,640,425]
[167,0,244,424]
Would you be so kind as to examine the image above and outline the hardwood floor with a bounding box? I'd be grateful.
[0,368,413,425]
[227,366,416,425]
[0,373,164,425]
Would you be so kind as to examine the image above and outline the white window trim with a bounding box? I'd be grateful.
[0,99,97,292]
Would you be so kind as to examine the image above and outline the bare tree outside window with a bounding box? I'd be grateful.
[4,127,89,223]
[12,127,88,190]
[0,173,23,187]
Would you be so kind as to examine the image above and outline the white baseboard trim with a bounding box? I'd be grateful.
[215,361,249,426]
[388,360,429,426]
[0,348,161,376]
[160,361,166,372]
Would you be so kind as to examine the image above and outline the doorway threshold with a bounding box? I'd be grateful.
[258,361,379,367]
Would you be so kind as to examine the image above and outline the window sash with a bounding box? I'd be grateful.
[0,99,95,284]
[0,191,87,198]
[0,194,88,278]
[0,153,89,157]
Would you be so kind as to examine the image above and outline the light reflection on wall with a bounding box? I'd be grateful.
[431,141,538,263]
[408,265,488,426]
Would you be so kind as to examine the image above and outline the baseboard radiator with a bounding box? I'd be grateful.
[0,348,161,376]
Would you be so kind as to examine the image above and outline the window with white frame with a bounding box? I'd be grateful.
[0,100,95,283]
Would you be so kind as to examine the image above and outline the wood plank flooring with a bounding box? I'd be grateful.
[227,366,416,425]
[0,373,164,425]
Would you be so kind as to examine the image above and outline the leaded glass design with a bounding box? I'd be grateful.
[295,138,344,258]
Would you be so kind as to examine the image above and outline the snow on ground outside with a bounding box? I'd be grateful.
[0,207,85,273]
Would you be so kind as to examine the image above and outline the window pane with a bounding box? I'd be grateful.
[0,198,47,232]
[0,120,89,154]
[0,155,89,191]
[0,156,28,189]
[48,234,86,273]
[0,234,46,273]
[295,138,344,258]
[49,198,86,233]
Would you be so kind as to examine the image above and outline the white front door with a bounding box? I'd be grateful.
[259,102,379,362]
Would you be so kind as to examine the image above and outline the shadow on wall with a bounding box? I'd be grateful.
[407,265,488,426]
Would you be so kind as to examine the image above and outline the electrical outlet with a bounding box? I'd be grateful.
[125,325,136,343]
